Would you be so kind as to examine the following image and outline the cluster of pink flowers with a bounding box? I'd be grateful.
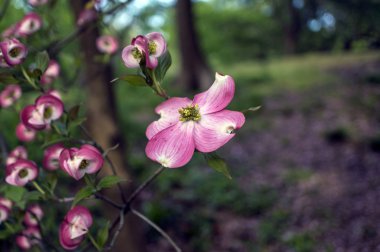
[16,205,44,250]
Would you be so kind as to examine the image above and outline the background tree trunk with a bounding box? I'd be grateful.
[69,1,143,251]
[176,0,212,91]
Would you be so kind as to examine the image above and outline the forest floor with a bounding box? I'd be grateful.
[124,52,380,252]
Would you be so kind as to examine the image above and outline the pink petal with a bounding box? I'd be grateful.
[35,94,64,120]
[146,97,192,139]
[146,32,166,57]
[194,110,245,153]
[121,45,140,68]
[145,122,195,168]
[16,122,36,142]
[193,72,235,114]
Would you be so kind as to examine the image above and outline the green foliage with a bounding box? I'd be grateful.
[72,186,95,207]
[116,75,147,87]
[96,175,126,190]
[204,153,232,179]
[154,51,172,82]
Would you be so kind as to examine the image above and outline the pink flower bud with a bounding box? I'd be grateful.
[16,227,41,250]
[28,0,48,6]
[20,94,64,130]
[6,146,28,166]
[43,143,64,171]
[96,35,119,54]
[0,38,28,66]
[24,204,43,226]
[0,201,11,224]
[59,206,93,250]
[122,32,166,69]
[45,89,62,100]
[0,84,21,108]
[41,60,60,85]
[59,144,104,180]
[16,123,37,142]
[5,159,38,187]
[15,13,42,37]
[1,24,17,39]
[0,197,13,210]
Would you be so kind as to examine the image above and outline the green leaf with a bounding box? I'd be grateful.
[204,153,232,180]
[23,191,42,201]
[97,221,110,248]
[35,51,50,73]
[0,74,18,84]
[68,105,80,120]
[68,117,87,131]
[72,186,95,207]
[115,75,147,87]
[97,175,125,190]
[155,51,172,82]
[41,137,67,149]
[4,186,27,202]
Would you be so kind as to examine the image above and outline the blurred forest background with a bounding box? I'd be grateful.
[1,0,380,251]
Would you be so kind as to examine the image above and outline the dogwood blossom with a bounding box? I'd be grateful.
[43,143,64,170]
[0,38,28,66]
[16,123,37,142]
[145,73,245,168]
[96,35,119,54]
[5,159,38,186]
[0,84,21,108]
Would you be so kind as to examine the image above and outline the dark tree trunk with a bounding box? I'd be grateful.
[284,0,301,54]
[69,1,143,251]
[176,0,212,91]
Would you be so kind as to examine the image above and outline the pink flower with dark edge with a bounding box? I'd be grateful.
[59,206,93,250]
[5,159,38,186]
[20,94,64,130]
[0,38,28,66]
[15,13,42,37]
[145,73,245,168]
[16,227,41,250]
[28,0,48,6]
[6,146,28,166]
[122,32,166,69]
[59,144,104,180]
[0,84,22,108]
[77,9,97,26]
[41,60,60,85]
[16,123,37,142]
[24,204,43,226]
[43,143,64,170]
[96,35,119,54]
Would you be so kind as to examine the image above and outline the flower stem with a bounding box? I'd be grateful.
[32,181,46,196]
[87,231,101,251]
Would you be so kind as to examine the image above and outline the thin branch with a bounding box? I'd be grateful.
[131,208,182,252]
[106,210,125,251]
[94,193,123,209]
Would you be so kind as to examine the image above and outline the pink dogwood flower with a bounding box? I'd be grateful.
[145,73,245,168]
[59,144,104,180]
[0,197,12,224]
[5,159,38,186]
[16,227,41,250]
[77,9,97,26]
[6,146,28,166]
[96,35,119,54]
[15,13,42,37]
[43,143,64,171]
[24,204,43,226]
[59,206,93,250]
[122,32,166,69]
[0,84,21,108]
[41,60,60,85]
[0,38,28,66]
[20,94,64,130]
[46,89,62,99]
[16,123,37,142]
[28,0,48,6]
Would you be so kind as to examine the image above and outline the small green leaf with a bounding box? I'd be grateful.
[35,51,50,73]
[97,221,110,248]
[155,51,172,82]
[72,186,94,207]
[115,75,147,87]
[204,153,232,179]
[97,175,125,190]
[41,137,67,148]
[68,105,80,120]
[68,117,87,131]
[4,186,27,202]
[23,191,42,201]
[0,74,18,84]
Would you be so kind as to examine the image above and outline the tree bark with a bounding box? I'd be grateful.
[69,1,143,251]
[176,0,212,91]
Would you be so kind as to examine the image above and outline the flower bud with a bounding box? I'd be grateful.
[6,146,28,166]
[41,60,60,85]
[0,38,28,66]
[16,227,41,250]
[0,84,21,108]
[24,204,43,226]
[96,35,119,54]
[43,143,64,171]
[5,159,38,187]
[15,13,42,37]
[16,123,37,142]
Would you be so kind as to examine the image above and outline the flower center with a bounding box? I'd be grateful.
[79,159,89,170]
[9,47,21,58]
[148,42,157,54]
[18,168,28,178]
[29,21,35,30]
[132,47,142,60]
[43,106,52,119]
[179,104,201,122]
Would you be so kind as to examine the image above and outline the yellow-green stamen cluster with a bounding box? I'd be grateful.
[148,42,157,54]
[9,47,21,57]
[79,159,89,170]
[44,106,52,119]
[179,104,201,122]
[18,169,28,178]
[132,47,142,60]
